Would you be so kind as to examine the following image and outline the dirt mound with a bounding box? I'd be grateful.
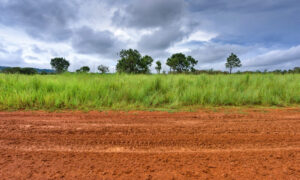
[0,108,299,179]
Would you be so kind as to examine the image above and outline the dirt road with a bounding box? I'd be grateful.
[0,108,299,179]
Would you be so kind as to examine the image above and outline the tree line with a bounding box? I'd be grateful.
[1,49,299,74]
[48,49,242,74]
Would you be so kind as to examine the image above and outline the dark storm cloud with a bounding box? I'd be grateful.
[187,0,300,46]
[31,45,48,54]
[188,43,250,64]
[138,26,186,51]
[0,0,299,70]
[187,0,298,12]
[0,0,78,41]
[71,27,122,57]
[112,0,186,28]
[112,0,192,52]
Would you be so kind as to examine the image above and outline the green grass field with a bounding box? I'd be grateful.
[0,73,299,110]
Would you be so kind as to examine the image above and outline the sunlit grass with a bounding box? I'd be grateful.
[0,73,299,110]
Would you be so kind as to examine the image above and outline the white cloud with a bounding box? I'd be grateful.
[244,45,300,68]
[184,31,218,42]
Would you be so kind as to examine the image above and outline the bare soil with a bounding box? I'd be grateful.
[0,108,300,179]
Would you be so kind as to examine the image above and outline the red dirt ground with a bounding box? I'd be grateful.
[0,108,299,179]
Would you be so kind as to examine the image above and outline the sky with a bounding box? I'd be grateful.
[0,0,299,72]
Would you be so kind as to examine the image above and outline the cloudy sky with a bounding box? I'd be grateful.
[0,0,299,72]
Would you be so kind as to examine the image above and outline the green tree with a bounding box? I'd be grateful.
[50,57,70,73]
[21,68,38,75]
[98,65,109,74]
[1,67,22,74]
[187,56,198,72]
[76,66,90,73]
[166,53,198,73]
[293,67,300,73]
[40,71,48,75]
[116,49,153,73]
[1,67,37,75]
[139,55,153,73]
[155,61,162,74]
[225,53,242,74]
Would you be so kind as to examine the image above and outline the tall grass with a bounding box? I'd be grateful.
[0,73,299,110]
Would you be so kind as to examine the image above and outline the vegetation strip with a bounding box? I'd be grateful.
[0,73,299,110]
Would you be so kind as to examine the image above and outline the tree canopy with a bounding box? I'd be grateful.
[116,49,153,74]
[76,66,90,73]
[155,61,162,74]
[98,65,109,74]
[166,53,198,73]
[50,57,70,73]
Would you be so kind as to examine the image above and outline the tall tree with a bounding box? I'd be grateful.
[225,53,242,74]
[98,65,109,74]
[155,61,162,74]
[166,53,198,73]
[116,49,153,74]
[50,57,70,73]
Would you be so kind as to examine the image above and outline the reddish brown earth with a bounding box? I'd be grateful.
[0,108,300,179]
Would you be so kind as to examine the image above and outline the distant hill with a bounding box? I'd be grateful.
[0,66,55,73]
